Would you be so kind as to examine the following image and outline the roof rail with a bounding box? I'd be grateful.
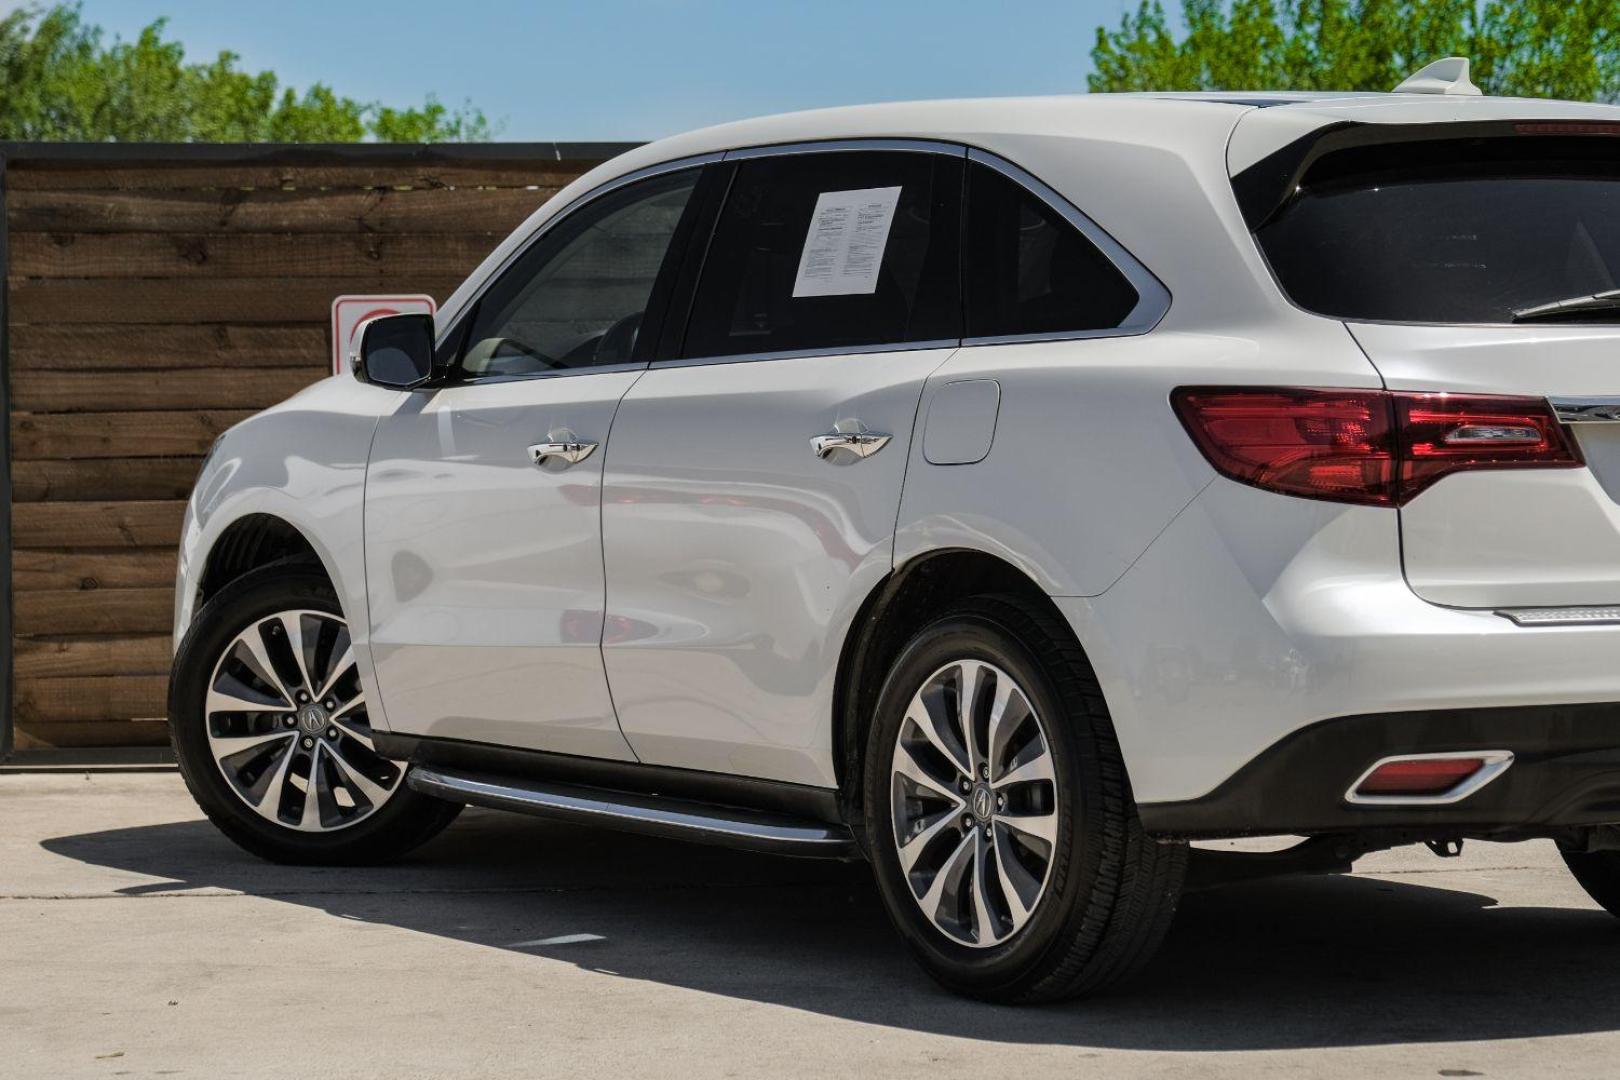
[1393,57,1483,97]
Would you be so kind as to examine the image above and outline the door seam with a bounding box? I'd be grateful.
[596,365,654,763]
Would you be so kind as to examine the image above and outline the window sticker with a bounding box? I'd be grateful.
[791,186,903,297]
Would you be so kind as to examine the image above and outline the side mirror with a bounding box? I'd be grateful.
[354,313,437,390]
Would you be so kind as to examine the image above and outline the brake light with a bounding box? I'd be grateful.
[1171,388,1582,507]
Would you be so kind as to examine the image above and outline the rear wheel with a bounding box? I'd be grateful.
[1564,849,1620,917]
[170,563,460,864]
[863,595,1187,1002]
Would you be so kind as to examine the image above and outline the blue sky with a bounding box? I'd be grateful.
[76,1,1143,140]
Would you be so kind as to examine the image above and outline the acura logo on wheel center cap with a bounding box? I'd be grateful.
[297,703,327,734]
[971,784,993,821]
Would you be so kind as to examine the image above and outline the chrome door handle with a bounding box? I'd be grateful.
[528,439,597,467]
[811,429,892,460]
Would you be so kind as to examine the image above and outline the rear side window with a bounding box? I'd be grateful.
[682,151,962,358]
[963,161,1140,338]
[1254,136,1620,324]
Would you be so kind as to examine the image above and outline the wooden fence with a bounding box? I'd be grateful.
[0,142,635,756]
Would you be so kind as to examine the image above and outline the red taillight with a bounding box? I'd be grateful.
[1171,388,1583,507]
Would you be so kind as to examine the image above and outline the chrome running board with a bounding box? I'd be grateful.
[407,765,860,859]
[1497,606,1620,627]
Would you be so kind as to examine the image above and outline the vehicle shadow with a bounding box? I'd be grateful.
[40,808,1620,1051]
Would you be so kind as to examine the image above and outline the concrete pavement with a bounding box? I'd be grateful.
[2,770,1619,1079]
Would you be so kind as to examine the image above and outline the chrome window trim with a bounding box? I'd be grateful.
[449,360,650,387]
[961,148,1170,347]
[435,137,1173,382]
[722,138,967,161]
[657,339,961,371]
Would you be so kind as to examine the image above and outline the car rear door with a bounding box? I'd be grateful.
[1249,124,1620,609]
[364,166,707,757]
[599,144,964,788]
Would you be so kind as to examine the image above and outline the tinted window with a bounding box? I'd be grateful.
[1254,137,1620,323]
[683,151,961,358]
[460,169,698,376]
[963,161,1139,338]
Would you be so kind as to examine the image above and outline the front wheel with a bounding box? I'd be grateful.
[863,595,1186,1003]
[170,563,460,864]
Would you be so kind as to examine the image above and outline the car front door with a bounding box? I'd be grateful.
[364,166,706,758]
[600,146,965,787]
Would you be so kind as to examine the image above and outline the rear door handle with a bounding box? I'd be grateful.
[811,429,892,460]
[528,437,598,467]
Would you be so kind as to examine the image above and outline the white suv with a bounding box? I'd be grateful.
[170,83,1620,1002]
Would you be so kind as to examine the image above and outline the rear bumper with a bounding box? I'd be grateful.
[1055,476,1620,809]
[1137,702,1620,839]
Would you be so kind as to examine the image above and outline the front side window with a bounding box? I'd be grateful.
[682,150,962,359]
[963,161,1140,339]
[459,169,698,376]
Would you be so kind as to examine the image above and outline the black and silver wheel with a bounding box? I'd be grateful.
[864,594,1187,1003]
[171,562,460,864]
[204,606,398,833]
[890,658,1057,947]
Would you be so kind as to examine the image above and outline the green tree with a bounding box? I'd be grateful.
[0,4,496,141]
[1089,0,1620,102]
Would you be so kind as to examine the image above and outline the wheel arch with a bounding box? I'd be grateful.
[198,514,327,601]
[832,547,1089,826]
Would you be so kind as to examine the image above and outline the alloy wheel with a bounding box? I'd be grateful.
[890,659,1059,948]
[204,609,401,832]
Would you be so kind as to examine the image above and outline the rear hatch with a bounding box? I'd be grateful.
[1246,119,1620,609]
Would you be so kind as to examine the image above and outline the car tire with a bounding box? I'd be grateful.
[170,561,461,865]
[863,594,1187,1003]
[1563,849,1620,917]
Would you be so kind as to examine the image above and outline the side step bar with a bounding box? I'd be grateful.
[407,766,861,859]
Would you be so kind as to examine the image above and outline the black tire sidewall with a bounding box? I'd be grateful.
[170,564,455,864]
[863,604,1108,997]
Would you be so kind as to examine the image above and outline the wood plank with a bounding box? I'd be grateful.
[9,230,501,279]
[10,324,327,370]
[14,635,173,678]
[13,675,170,723]
[12,411,254,459]
[8,277,464,325]
[12,367,324,413]
[12,502,185,547]
[8,163,592,191]
[14,550,179,591]
[9,186,554,234]
[12,719,171,749]
[12,457,203,501]
[14,588,174,636]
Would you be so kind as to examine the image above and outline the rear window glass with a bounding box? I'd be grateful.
[1254,137,1620,324]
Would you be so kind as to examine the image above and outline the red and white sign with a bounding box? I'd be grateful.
[331,294,438,376]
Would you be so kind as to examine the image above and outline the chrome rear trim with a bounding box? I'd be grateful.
[407,766,860,858]
[1344,751,1516,807]
[1549,397,1620,423]
[1498,606,1620,626]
